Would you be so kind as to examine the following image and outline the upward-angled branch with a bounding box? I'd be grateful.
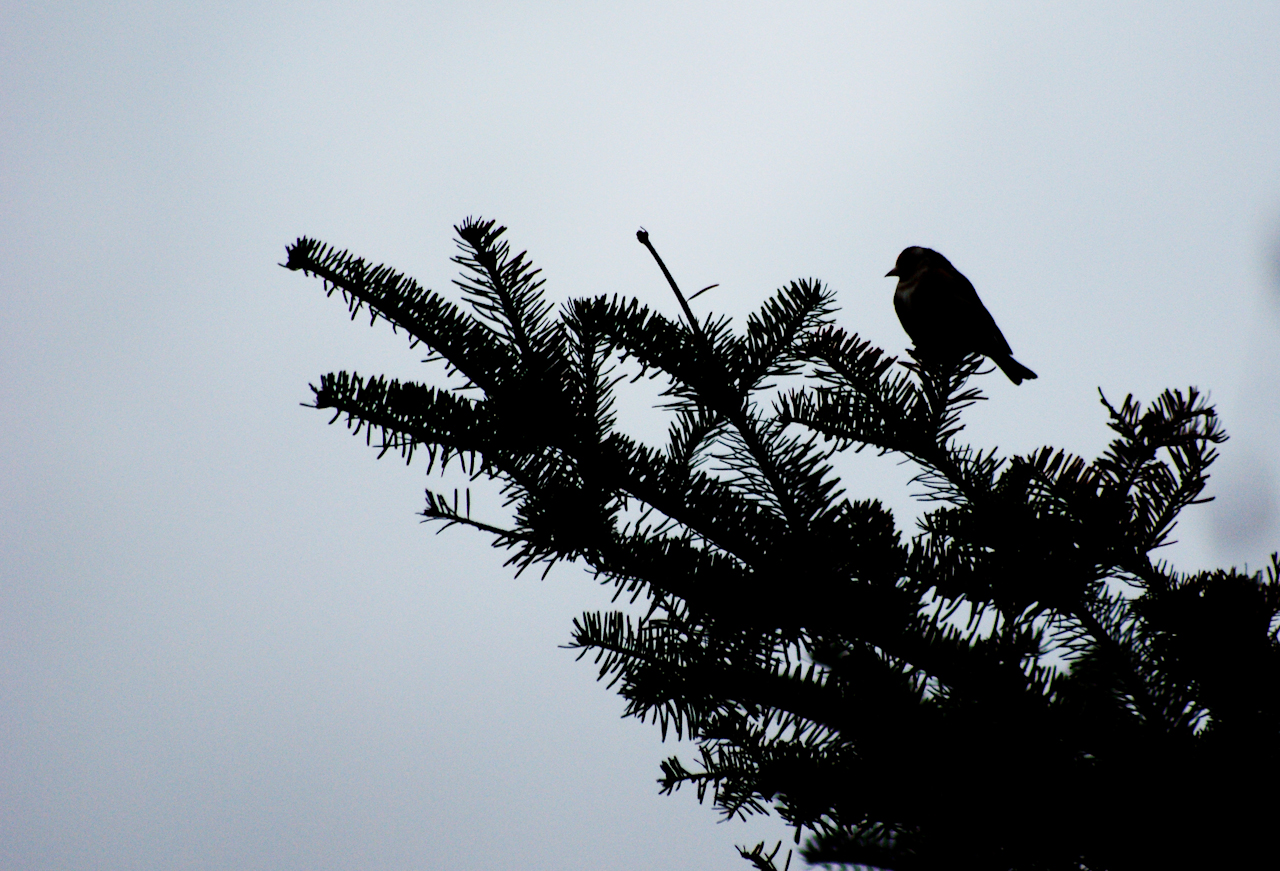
[637,228,706,344]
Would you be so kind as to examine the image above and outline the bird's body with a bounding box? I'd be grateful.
[887,246,1037,385]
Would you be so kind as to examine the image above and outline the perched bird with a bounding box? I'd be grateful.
[886,246,1037,385]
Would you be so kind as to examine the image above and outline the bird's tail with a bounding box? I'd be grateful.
[994,355,1037,385]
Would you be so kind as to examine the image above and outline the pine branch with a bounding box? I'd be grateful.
[284,237,519,393]
[452,217,558,360]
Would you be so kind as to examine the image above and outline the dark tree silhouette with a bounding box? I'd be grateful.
[282,219,1279,870]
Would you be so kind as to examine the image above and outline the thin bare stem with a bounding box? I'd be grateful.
[637,228,707,344]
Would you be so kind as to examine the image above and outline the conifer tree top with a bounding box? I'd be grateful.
[285,220,1279,870]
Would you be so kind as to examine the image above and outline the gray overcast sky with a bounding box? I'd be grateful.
[3,3,1280,869]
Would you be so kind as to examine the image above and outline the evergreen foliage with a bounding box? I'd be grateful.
[283,219,1279,870]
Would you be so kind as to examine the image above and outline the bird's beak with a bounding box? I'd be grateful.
[885,267,899,277]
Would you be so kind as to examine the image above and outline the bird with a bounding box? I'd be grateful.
[886,246,1037,385]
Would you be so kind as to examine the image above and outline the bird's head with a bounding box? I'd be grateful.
[886,246,949,278]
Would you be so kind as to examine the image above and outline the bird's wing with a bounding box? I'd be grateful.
[951,268,1014,358]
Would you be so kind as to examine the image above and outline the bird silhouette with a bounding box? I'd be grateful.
[886,246,1037,385]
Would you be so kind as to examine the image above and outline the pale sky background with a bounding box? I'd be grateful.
[3,4,1280,870]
